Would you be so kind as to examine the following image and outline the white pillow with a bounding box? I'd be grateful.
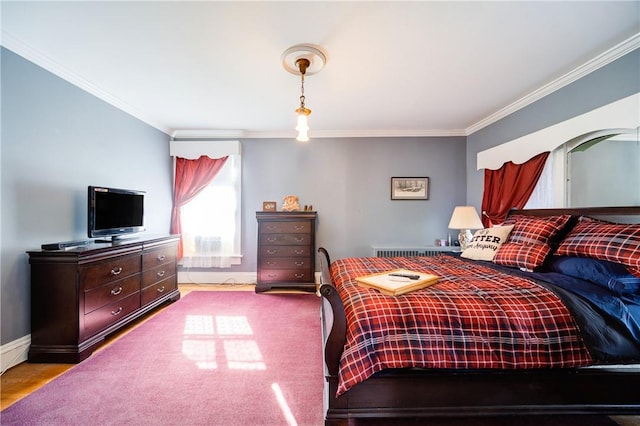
[461,225,515,261]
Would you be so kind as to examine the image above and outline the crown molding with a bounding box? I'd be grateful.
[466,32,640,136]
[172,128,467,139]
[1,30,172,136]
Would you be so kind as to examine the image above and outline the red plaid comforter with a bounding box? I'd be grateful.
[330,255,593,396]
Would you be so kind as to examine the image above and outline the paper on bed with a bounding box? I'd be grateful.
[356,268,439,296]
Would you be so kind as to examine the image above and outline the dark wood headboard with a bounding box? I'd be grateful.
[509,206,640,224]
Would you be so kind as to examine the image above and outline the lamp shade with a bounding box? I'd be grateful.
[448,206,484,230]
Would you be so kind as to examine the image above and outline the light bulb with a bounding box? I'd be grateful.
[296,113,309,142]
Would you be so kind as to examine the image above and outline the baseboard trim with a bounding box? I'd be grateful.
[178,271,321,285]
[178,271,257,285]
[1,334,30,373]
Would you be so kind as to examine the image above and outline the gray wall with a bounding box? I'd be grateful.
[1,48,173,344]
[240,136,467,264]
[466,49,640,209]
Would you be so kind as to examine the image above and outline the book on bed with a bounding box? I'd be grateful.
[356,268,439,296]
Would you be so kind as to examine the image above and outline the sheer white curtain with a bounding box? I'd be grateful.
[180,158,238,268]
[170,140,242,269]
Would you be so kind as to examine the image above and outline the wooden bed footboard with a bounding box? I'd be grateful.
[316,244,640,425]
[318,247,346,377]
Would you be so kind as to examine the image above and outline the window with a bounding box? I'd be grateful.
[180,155,241,267]
[170,141,242,268]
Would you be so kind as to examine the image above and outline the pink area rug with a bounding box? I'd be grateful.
[1,291,324,425]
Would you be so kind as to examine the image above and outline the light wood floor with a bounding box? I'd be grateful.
[0,283,253,410]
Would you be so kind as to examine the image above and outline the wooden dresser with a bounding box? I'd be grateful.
[27,235,180,363]
[256,211,317,293]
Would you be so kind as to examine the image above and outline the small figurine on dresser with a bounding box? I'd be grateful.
[281,195,300,211]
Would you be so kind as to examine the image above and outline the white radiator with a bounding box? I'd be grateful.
[372,247,453,257]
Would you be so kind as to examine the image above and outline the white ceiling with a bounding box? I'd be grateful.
[2,1,639,139]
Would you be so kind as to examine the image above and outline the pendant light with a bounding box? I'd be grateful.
[282,44,327,142]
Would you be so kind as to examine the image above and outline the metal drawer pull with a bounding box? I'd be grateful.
[266,237,277,243]
[294,250,304,255]
[294,273,304,279]
[111,286,123,296]
[294,237,304,242]
[267,261,276,266]
[295,261,304,266]
[267,249,278,255]
[267,273,277,278]
[157,254,166,261]
[111,307,123,316]
[294,225,304,230]
[110,267,123,276]
[156,286,165,293]
[156,270,165,278]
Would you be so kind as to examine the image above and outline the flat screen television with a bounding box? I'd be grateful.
[88,186,145,242]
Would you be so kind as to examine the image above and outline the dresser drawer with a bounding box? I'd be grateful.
[83,292,140,337]
[259,257,312,270]
[84,274,140,314]
[142,262,176,288]
[81,254,141,290]
[142,244,177,270]
[259,234,312,246]
[141,276,177,306]
[260,221,310,234]
[258,269,313,283]
[259,246,311,257]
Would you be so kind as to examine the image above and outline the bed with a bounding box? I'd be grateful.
[318,206,640,425]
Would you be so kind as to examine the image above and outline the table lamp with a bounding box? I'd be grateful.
[448,206,484,250]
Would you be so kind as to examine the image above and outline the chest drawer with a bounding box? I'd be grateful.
[259,246,311,258]
[81,254,141,290]
[142,262,177,288]
[258,269,313,283]
[259,234,312,246]
[141,276,177,306]
[260,221,310,234]
[259,257,312,270]
[143,244,177,270]
[83,292,140,337]
[84,274,140,314]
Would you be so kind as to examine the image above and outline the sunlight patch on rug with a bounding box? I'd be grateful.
[181,313,265,370]
[224,340,266,370]
[272,382,298,426]
[216,315,253,335]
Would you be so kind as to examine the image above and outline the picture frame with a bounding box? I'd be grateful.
[262,201,277,211]
[391,177,429,200]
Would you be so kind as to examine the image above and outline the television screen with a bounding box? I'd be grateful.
[88,186,145,241]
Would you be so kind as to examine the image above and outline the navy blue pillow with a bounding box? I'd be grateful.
[547,256,640,295]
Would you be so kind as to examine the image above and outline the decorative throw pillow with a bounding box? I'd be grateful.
[493,214,572,271]
[556,218,640,276]
[461,225,514,261]
[547,256,640,295]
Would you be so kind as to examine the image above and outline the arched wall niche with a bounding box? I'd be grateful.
[477,93,640,207]
[566,127,639,207]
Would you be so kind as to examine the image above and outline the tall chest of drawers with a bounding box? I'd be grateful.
[256,211,317,293]
[27,235,180,363]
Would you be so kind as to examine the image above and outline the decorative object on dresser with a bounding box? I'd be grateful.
[27,235,180,363]
[255,211,317,293]
[262,201,277,211]
[281,194,300,211]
